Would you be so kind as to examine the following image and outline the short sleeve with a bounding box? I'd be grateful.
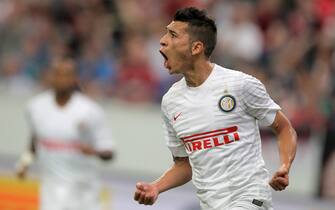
[241,75,280,126]
[161,105,188,157]
[89,107,114,151]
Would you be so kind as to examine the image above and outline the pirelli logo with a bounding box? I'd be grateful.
[181,126,240,152]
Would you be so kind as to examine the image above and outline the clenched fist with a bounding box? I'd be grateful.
[134,182,159,205]
[269,165,289,191]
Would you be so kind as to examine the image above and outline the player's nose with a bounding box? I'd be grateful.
[160,35,167,47]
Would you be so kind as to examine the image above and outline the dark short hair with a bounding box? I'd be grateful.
[174,7,217,58]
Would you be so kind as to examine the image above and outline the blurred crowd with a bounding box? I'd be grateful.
[0,1,335,134]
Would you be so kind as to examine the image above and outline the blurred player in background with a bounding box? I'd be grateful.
[134,7,297,210]
[15,58,114,210]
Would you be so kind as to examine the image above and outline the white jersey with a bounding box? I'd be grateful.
[161,64,280,209]
[26,90,113,210]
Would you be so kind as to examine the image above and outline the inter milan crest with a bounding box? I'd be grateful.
[219,95,236,112]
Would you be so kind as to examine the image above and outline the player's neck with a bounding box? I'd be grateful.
[184,61,214,87]
[55,91,73,107]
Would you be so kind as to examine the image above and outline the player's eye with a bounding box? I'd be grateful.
[168,31,177,38]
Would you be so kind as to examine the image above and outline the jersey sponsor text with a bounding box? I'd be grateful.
[181,126,240,152]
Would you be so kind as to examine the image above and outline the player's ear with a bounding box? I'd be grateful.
[191,41,204,56]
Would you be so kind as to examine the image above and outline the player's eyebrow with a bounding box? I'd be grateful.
[166,27,178,36]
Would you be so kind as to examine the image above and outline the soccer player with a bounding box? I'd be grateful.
[15,58,114,210]
[134,7,297,210]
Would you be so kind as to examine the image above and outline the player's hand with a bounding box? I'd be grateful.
[15,165,28,180]
[78,144,97,156]
[269,165,289,191]
[134,182,159,205]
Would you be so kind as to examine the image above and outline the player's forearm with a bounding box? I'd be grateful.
[152,157,192,194]
[277,125,297,171]
[27,135,37,155]
[96,150,113,161]
[271,112,297,171]
[78,143,113,161]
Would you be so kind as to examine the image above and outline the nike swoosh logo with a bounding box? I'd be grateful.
[173,112,182,121]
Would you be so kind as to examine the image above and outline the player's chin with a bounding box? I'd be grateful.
[166,66,180,75]
[166,67,176,74]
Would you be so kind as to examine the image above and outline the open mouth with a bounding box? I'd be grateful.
[160,50,168,60]
[159,50,169,68]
